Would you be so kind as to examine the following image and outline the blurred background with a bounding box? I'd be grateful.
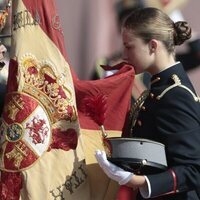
[0,0,200,94]
[57,0,200,95]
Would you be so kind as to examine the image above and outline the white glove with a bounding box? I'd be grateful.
[95,150,134,185]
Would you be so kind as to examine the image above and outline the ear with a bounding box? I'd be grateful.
[149,39,158,54]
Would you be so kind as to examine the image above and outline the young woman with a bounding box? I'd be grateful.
[95,7,200,200]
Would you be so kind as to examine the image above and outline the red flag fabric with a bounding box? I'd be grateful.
[116,186,137,200]
[76,62,134,131]
[0,0,135,199]
[75,62,134,200]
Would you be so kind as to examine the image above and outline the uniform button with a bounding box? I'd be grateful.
[137,120,142,126]
[150,93,154,98]
[141,106,146,111]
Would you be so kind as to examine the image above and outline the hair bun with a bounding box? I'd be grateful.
[174,21,192,45]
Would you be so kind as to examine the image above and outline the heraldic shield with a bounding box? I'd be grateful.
[0,54,78,172]
[0,92,51,171]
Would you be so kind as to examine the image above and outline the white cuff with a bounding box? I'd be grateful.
[139,176,151,199]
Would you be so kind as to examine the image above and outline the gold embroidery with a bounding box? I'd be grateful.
[156,74,200,102]
[6,95,24,120]
[18,54,77,123]
[6,141,28,169]
[129,90,149,134]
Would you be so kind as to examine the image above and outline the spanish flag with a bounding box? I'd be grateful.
[0,1,134,199]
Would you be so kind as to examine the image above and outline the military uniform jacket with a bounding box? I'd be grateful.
[131,63,200,200]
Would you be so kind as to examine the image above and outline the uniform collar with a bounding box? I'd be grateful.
[150,62,185,87]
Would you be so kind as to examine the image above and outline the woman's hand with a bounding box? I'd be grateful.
[95,150,147,190]
[95,150,134,185]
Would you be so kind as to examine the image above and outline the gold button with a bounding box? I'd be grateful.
[137,120,142,126]
[150,93,154,98]
[141,106,146,111]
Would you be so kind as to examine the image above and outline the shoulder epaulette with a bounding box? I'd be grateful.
[156,74,200,102]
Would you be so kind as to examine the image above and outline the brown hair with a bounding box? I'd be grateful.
[122,7,192,53]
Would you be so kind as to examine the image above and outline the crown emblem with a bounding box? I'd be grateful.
[18,54,77,123]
